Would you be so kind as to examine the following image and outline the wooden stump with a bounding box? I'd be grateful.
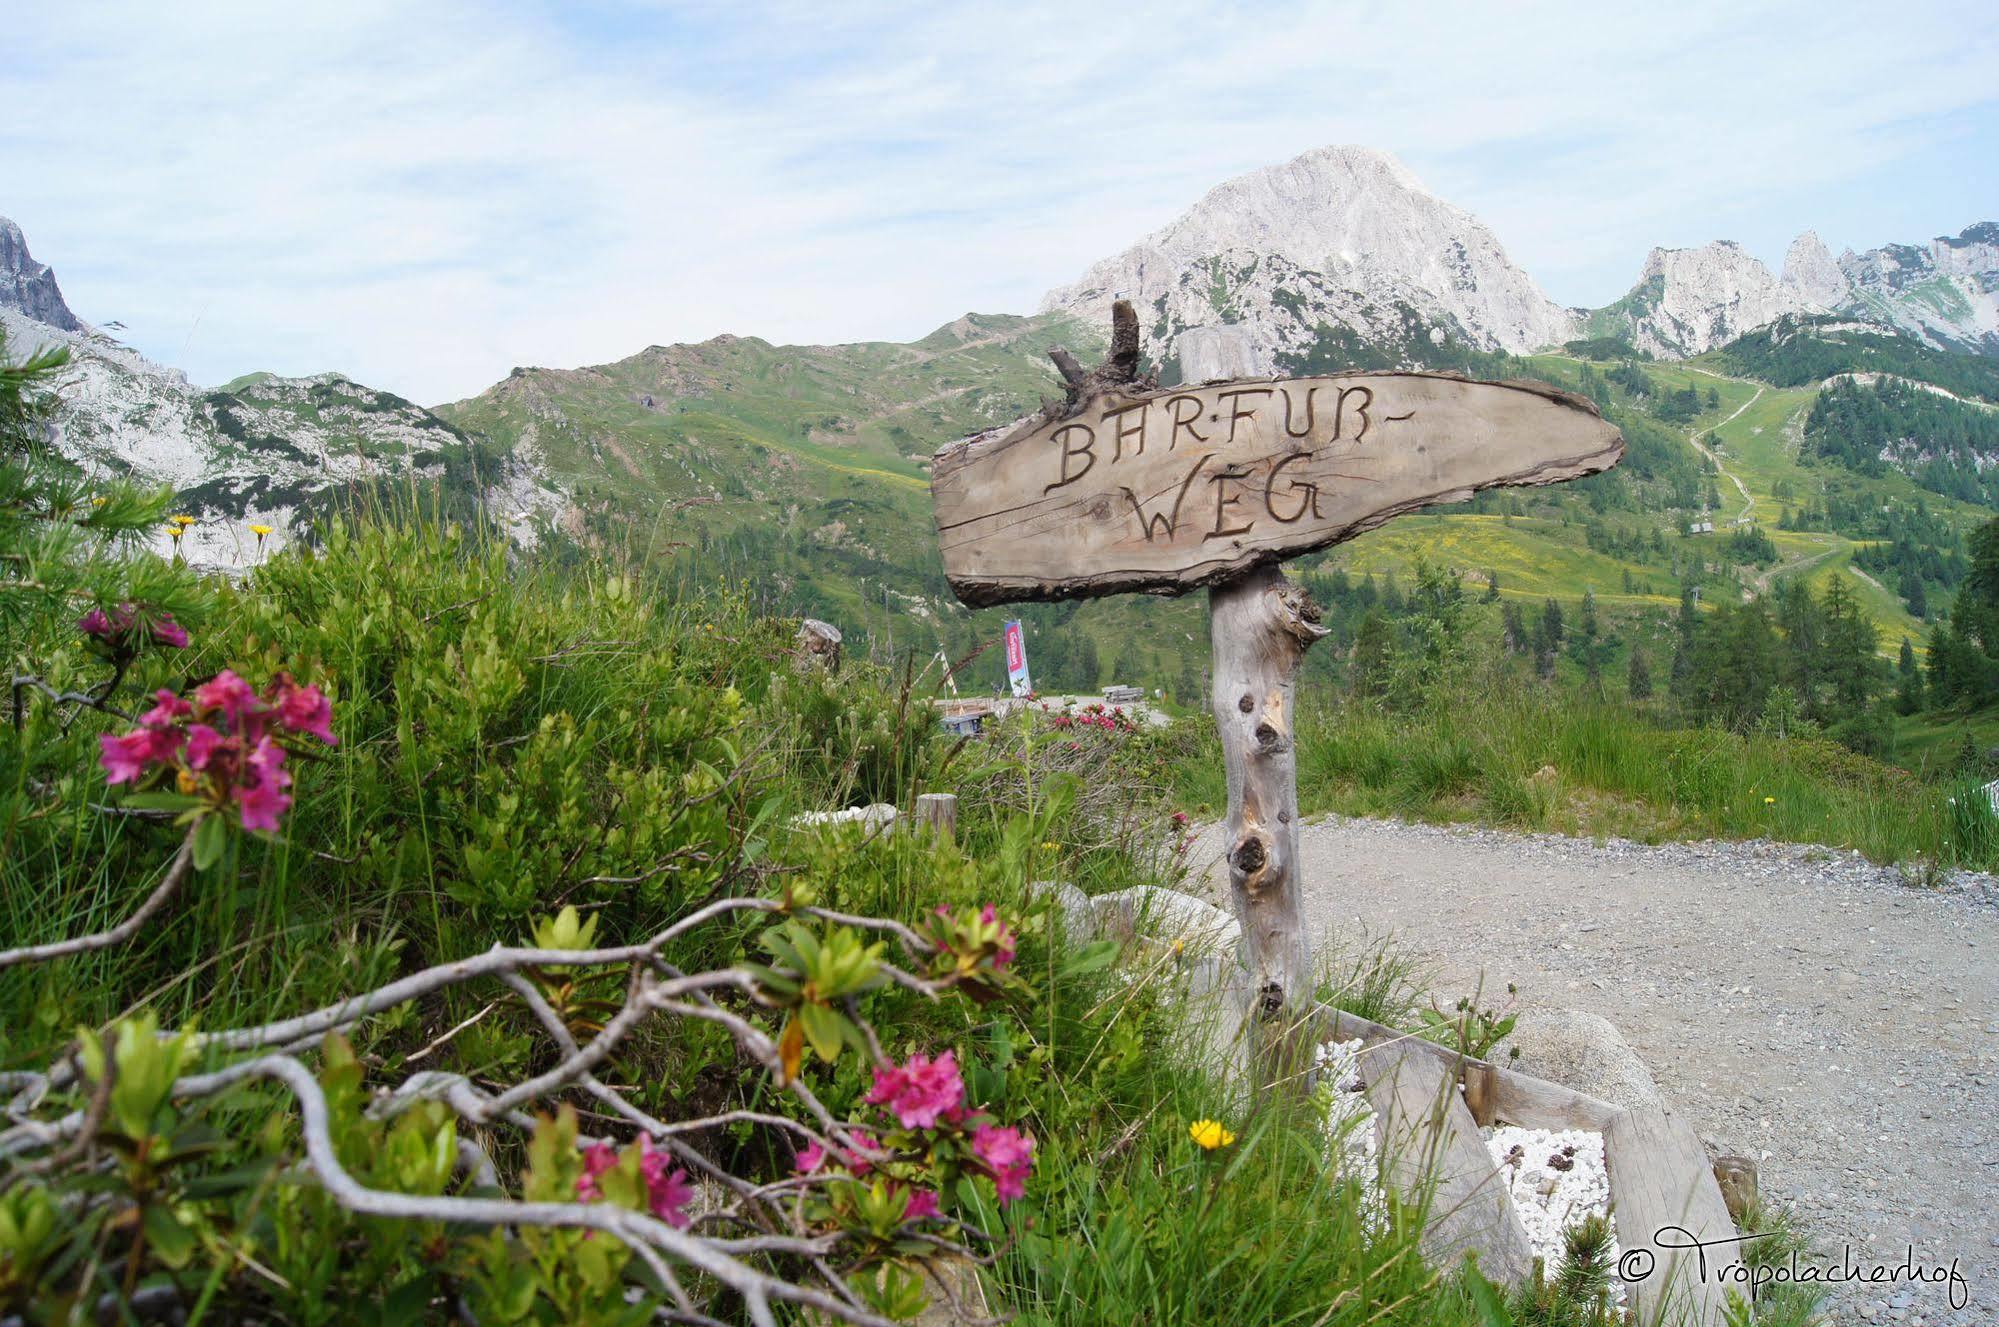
[913,793,957,844]
[794,619,843,673]
[1209,565,1326,1047]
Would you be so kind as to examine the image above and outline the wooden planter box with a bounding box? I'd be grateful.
[1321,1006,1742,1326]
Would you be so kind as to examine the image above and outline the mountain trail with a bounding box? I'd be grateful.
[1186,816,1998,1326]
[1683,378,1763,525]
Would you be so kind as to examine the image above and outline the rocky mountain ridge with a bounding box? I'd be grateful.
[1592,223,1999,359]
[1038,148,1998,371]
[2,295,561,567]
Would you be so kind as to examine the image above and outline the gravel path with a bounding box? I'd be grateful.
[1189,817,1999,1326]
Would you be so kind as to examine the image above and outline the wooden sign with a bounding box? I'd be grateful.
[927,303,1623,1081]
[932,371,1624,607]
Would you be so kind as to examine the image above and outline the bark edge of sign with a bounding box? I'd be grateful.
[931,369,1624,609]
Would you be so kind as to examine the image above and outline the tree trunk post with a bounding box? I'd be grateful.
[1208,564,1327,1058]
[913,792,957,845]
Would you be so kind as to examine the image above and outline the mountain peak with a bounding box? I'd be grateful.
[1782,230,1850,309]
[0,216,81,333]
[1039,143,1575,370]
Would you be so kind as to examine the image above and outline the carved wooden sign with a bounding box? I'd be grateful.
[927,302,1624,1061]
[932,371,1624,607]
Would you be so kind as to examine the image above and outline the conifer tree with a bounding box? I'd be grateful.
[1627,645,1653,700]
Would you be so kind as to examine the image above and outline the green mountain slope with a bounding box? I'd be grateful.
[430,304,1999,696]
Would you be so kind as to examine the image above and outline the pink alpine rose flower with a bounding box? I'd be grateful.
[902,1187,941,1222]
[140,690,191,727]
[270,675,336,745]
[99,730,164,785]
[149,615,189,649]
[972,1124,1034,1206]
[865,1051,964,1130]
[183,724,226,770]
[194,670,262,724]
[578,1138,694,1228]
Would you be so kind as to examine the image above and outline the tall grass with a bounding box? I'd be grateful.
[1175,689,1996,869]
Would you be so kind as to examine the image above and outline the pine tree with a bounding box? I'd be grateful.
[1895,637,1924,715]
[1349,610,1391,699]
[2,326,197,645]
[1627,646,1653,699]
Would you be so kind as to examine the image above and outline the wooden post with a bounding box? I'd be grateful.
[913,793,957,845]
[1209,564,1326,1028]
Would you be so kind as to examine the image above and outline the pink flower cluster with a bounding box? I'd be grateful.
[1050,702,1135,734]
[857,1049,1035,1208]
[578,1136,694,1228]
[866,1050,963,1129]
[98,669,336,831]
[796,1130,943,1221]
[795,1129,880,1177]
[79,604,189,655]
[971,1123,1034,1204]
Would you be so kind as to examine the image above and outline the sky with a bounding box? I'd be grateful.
[5,0,1998,404]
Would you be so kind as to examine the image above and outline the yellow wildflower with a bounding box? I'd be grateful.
[1188,1119,1234,1150]
[90,496,107,507]
[165,524,185,540]
[1763,796,1775,805]
[171,513,195,526]
[249,523,273,536]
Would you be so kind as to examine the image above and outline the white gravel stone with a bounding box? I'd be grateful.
[1486,1125,1619,1294]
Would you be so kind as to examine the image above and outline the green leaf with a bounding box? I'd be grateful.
[1462,1264,1515,1327]
[1058,940,1119,977]
[142,1203,197,1268]
[121,792,205,813]
[192,813,228,871]
[797,1002,845,1063]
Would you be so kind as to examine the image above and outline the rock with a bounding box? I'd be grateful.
[790,803,898,831]
[1783,230,1852,309]
[793,619,843,673]
[1495,1009,1666,1114]
[0,216,80,331]
[1088,885,1239,951]
[1603,241,1807,358]
[1027,880,1093,938]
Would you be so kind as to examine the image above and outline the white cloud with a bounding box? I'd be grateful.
[4,0,1996,402]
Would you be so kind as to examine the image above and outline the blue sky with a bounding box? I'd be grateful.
[5,0,1997,403]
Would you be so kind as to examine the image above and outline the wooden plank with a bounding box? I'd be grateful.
[1318,1005,1626,1133]
[1362,1042,1536,1289]
[1604,1106,1742,1326]
[931,372,1623,607]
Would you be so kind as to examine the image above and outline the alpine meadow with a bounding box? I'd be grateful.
[4,8,1998,1327]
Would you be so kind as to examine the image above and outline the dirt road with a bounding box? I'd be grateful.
[1190,817,1998,1325]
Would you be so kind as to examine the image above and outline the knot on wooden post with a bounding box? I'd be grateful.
[1231,835,1267,879]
